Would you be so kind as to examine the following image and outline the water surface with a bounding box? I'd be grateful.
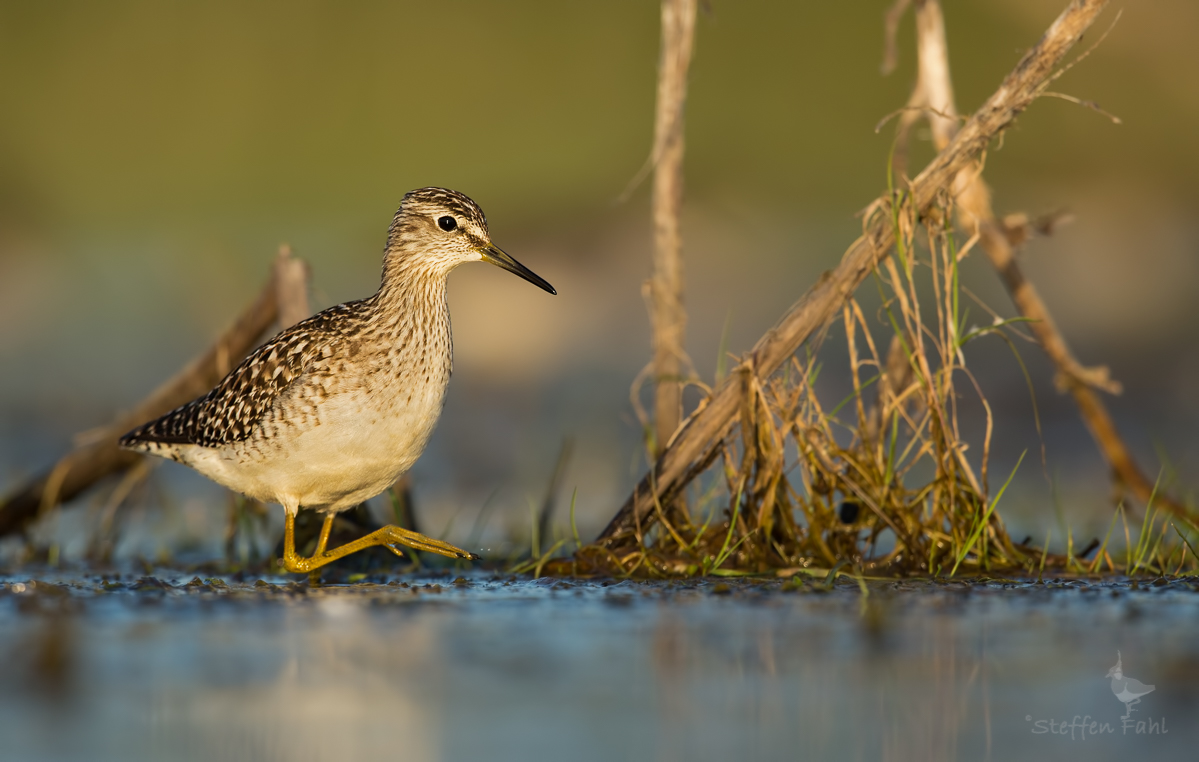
[1,571,1194,761]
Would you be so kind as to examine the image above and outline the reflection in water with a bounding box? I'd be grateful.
[644,591,990,762]
[0,575,1196,762]
[145,598,441,760]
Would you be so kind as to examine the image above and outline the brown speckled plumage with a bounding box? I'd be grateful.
[120,187,555,523]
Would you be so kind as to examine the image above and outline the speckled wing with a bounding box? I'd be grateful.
[119,314,342,449]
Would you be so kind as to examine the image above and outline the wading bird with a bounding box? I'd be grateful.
[121,187,555,574]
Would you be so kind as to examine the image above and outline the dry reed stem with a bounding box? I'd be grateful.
[0,246,311,538]
[597,0,1111,549]
[880,0,913,77]
[647,0,696,459]
[902,0,1190,519]
[273,244,311,330]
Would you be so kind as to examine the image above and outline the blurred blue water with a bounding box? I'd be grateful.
[1,573,1195,762]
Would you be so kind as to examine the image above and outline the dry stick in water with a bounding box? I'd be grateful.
[899,0,1189,519]
[598,0,1112,548]
[0,246,311,538]
[647,0,696,459]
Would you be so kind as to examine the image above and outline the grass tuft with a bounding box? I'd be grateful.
[563,188,1199,580]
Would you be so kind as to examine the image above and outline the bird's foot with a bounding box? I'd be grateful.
[278,519,479,575]
[375,525,482,561]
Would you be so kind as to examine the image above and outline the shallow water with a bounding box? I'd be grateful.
[0,571,1195,762]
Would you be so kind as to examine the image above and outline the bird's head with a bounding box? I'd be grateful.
[384,187,555,294]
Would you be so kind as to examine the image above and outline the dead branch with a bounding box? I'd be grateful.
[597,0,1111,548]
[273,244,311,329]
[0,246,310,538]
[903,0,1187,517]
[648,0,697,458]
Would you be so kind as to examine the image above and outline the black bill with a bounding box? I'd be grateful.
[479,244,556,295]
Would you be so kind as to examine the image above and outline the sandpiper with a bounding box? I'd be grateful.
[120,187,555,573]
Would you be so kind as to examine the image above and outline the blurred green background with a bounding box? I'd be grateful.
[0,1,1196,559]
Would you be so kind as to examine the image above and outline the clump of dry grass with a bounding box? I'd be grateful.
[565,189,1198,579]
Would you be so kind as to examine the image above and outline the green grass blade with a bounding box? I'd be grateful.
[951,450,1025,576]
[569,487,581,551]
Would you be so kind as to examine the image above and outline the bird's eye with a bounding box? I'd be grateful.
[437,216,458,232]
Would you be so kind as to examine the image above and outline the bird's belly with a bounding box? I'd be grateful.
[189,386,445,511]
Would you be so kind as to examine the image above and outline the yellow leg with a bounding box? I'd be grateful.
[314,513,335,556]
[281,510,479,574]
[305,514,337,585]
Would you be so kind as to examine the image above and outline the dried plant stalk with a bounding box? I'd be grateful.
[648,0,696,457]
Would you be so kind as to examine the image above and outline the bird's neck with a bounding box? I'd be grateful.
[376,255,448,305]
[368,257,454,372]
